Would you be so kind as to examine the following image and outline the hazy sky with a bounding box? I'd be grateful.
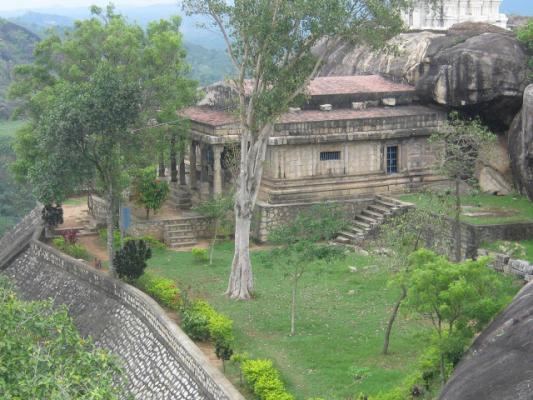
[0,0,177,11]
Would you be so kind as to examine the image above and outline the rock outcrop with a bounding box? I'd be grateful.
[321,22,529,132]
[509,85,533,200]
[439,281,533,400]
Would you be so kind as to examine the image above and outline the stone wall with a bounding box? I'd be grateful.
[1,229,243,400]
[88,194,108,223]
[252,198,374,242]
[0,206,42,269]
[127,216,213,242]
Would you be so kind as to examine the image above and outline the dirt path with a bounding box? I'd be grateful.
[78,234,109,261]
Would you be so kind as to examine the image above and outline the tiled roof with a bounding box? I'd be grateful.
[180,107,237,127]
[279,105,435,124]
[181,105,438,128]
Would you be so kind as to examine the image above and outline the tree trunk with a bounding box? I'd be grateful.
[146,208,150,220]
[226,211,254,299]
[440,353,447,386]
[454,178,462,262]
[106,182,116,276]
[382,285,407,355]
[170,135,177,183]
[210,220,218,265]
[179,154,186,186]
[290,279,297,336]
[158,154,165,178]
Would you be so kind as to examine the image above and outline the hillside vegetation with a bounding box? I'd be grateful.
[0,18,39,119]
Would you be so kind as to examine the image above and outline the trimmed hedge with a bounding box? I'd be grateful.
[136,273,182,310]
[241,359,294,400]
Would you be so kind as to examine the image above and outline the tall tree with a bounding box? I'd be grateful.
[184,0,406,300]
[9,7,196,274]
[430,112,495,261]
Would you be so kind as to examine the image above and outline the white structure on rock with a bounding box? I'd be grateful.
[403,0,508,31]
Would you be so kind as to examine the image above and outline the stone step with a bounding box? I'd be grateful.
[353,220,372,230]
[368,204,393,215]
[165,223,193,231]
[338,230,364,241]
[335,236,351,244]
[375,199,398,210]
[167,239,197,248]
[165,231,196,239]
[349,226,367,235]
[355,214,378,225]
[361,209,385,219]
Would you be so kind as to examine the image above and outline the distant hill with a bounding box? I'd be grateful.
[185,42,234,86]
[9,11,73,37]
[0,18,39,118]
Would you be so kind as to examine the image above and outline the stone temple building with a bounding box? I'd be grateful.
[403,0,508,31]
[181,75,447,241]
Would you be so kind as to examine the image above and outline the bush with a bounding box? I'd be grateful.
[114,240,152,282]
[241,359,294,400]
[52,236,90,260]
[182,308,211,341]
[136,273,181,310]
[126,235,166,250]
[42,204,63,228]
[98,228,122,250]
[191,247,208,262]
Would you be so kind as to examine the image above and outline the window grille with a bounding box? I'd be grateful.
[320,151,341,161]
[386,146,398,174]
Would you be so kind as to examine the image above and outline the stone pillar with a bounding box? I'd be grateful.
[213,145,223,196]
[199,144,210,199]
[189,141,197,189]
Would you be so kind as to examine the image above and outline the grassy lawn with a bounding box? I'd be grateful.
[147,243,431,399]
[481,240,533,263]
[399,193,533,225]
[0,119,27,138]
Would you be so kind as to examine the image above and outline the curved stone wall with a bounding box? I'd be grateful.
[0,219,244,400]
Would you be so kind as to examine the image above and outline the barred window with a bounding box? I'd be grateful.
[320,151,341,161]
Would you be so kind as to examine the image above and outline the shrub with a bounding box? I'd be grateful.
[99,228,122,250]
[114,240,152,282]
[136,273,181,310]
[52,236,90,260]
[182,309,211,341]
[61,229,78,244]
[191,247,208,262]
[126,235,166,250]
[42,204,63,228]
[241,359,294,400]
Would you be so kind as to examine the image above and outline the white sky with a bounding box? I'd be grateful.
[0,0,177,12]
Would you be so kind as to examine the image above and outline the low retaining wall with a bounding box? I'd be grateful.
[252,197,375,242]
[1,226,243,400]
[128,216,213,242]
[88,194,108,223]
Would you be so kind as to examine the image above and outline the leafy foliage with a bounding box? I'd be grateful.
[136,272,182,310]
[191,247,209,262]
[404,249,516,384]
[52,236,90,260]
[0,277,128,399]
[132,167,170,219]
[114,240,152,282]
[241,359,294,400]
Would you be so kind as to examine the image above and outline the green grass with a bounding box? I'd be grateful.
[147,243,432,399]
[0,119,27,138]
[399,193,533,225]
[63,196,87,206]
[481,240,533,263]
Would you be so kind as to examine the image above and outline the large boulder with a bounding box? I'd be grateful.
[439,281,533,400]
[321,23,529,132]
[508,85,533,200]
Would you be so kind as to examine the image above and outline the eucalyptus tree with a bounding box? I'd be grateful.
[184,0,406,300]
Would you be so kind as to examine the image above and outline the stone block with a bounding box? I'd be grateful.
[319,104,333,111]
[352,102,366,110]
[382,97,397,106]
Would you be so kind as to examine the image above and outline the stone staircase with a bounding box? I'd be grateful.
[335,195,412,245]
[163,220,197,248]
[169,184,192,210]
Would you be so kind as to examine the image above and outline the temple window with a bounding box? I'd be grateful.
[386,145,399,173]
[320,151,341,161]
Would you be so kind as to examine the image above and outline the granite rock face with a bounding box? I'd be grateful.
[321,22,529,131]
[439,281,533,400]
[509,85,533,200]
